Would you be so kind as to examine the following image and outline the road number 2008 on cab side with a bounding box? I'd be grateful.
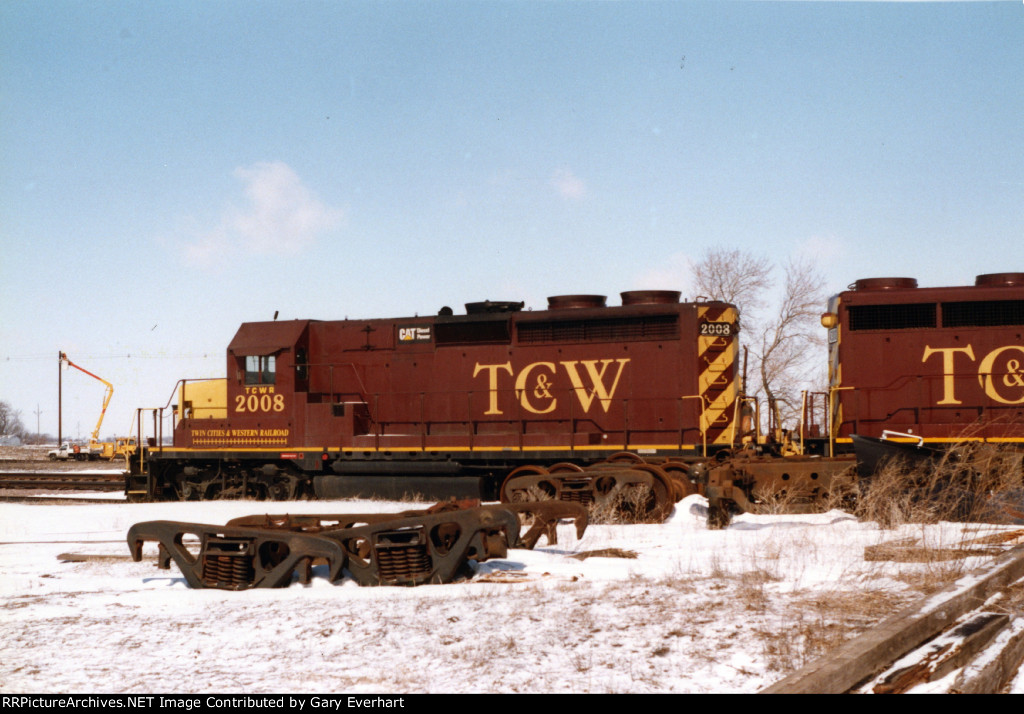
[699,321,734,337]
[235,393,286,413]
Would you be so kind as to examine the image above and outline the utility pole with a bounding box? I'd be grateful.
[58,351,63,444]
[34,404,42,441]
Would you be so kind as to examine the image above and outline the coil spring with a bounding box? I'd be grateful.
[559,490,594,506]
[202,554,254,588]
[375,545,432,583]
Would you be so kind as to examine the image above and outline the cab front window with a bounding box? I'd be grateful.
[244,355,276,385]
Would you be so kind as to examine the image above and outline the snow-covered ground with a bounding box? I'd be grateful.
[2,493,1022,693]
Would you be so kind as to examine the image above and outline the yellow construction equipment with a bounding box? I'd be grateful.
[59,352,135,460]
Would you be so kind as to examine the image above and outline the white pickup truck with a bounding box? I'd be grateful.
[47,443,100,461]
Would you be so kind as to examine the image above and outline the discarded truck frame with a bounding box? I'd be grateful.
[127,501,587,590]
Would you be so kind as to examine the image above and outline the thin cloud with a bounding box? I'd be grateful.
[184,161,344,267]
[550,169,587,200]
[797,234,846,263]
[634,251,693,296]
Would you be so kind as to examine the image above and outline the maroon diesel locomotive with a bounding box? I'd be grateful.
[133,292,740,501]
[679,272,1024,526]
[825,273,1024,449]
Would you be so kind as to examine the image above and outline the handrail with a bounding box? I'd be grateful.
[679,394,708,456]
[881,429,924,446]
[828,386,855,457]
[739,396,760,445]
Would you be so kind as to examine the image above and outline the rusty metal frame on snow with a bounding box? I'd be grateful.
[127,501,587,590]
[225,500,588,550]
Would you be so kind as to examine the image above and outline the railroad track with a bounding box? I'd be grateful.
[0,471,125,492]
[763,539,1024,694]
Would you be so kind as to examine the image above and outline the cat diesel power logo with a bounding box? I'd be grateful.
[922,343,1024,405]
[398,325,431,343]
[473,359,630,415]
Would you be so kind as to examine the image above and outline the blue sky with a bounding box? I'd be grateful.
[2,1,1022,439]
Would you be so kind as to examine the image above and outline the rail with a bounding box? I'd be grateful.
[827,386,855,457]
[679,394,708,456]
[0,472,123,492]
[165,379,724,456]
[881,429,924,446]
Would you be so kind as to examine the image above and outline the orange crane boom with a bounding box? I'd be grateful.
[59,352,114,444]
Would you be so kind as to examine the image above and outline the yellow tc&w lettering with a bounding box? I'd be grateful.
[472,359,631,415]
[921,344,1024,405]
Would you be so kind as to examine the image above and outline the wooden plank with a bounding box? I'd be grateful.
[871,613,1009,693]
[761,544,1024,694]
[865,529,1024,563]
[954,623,1024,694]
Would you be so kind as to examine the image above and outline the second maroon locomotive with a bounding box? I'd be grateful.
[826,273,1024,447]
[699,272,1024,525]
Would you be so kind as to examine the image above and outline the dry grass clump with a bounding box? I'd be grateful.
[734,568,782,613]
[890,560,969,596]
[587,484,660,524]
[748,483,808,516]
[855,443,1024,529]
[755,588,906,673]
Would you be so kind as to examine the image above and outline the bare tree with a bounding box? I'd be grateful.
[690,248,772,320]
[690,248,825,433]
[0,400,27,438]
[756,257,826,429]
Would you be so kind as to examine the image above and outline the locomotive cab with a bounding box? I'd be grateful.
[172,320,310,452]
